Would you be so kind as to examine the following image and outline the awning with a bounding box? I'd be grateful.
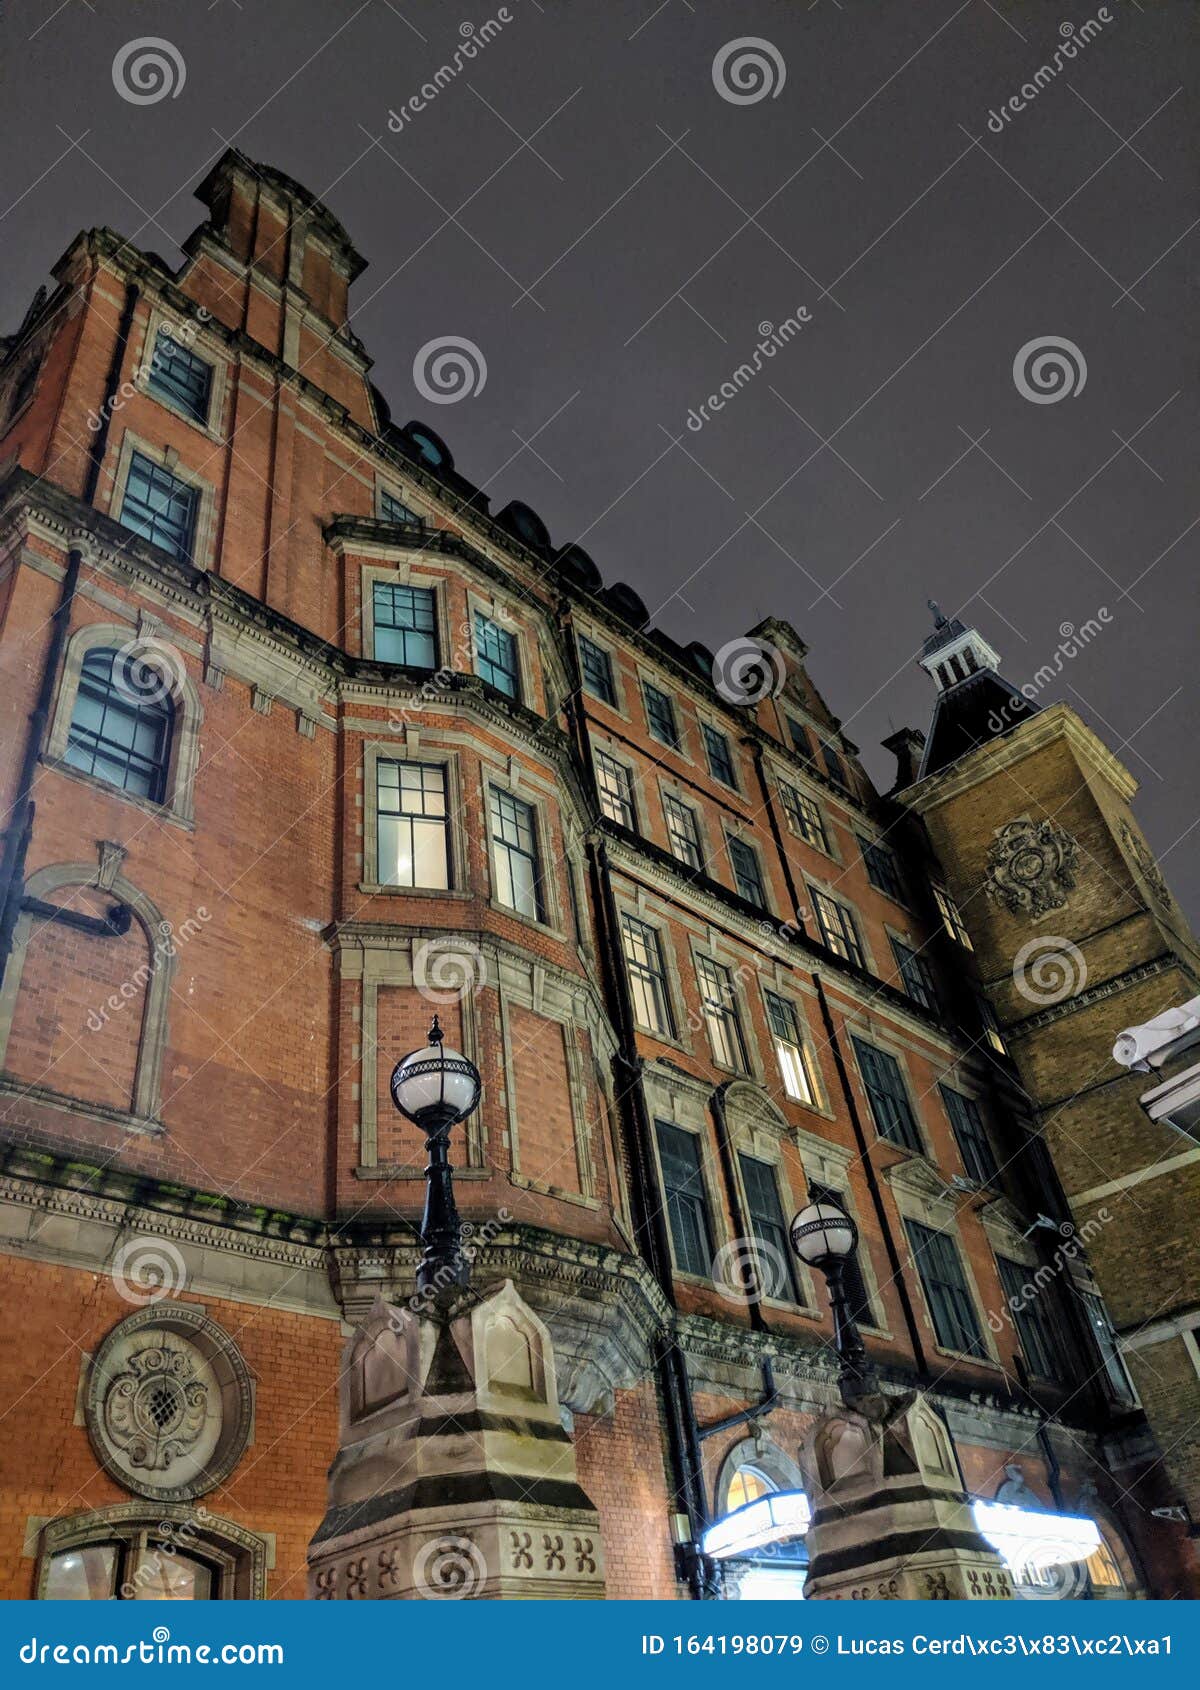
[702,1491,812,1560]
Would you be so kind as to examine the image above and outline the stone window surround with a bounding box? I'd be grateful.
[686,931,765,1085]
[637,669,684,754]
[696,712,741,791]
[886,1165,1003,1368]
[134,304,230,443]
[658,777,712,874]
[771,762,840,863]
[107,430,219,575]
[790,1119,892,1338]
[359,734,470,898]
[44,617,203,829]
[805,876,874,973]
[856,825,915,914]
[496,957,597,1208]
[466,585,538,713]
[479,754,568,942]
[359,559,457,670]
[714,1432,805,1514]
[575,620,632,721]
[844,1021,927,1158]
[32,1502,271,1600]
[591,734,640,831]
[346,937,486,1178]
[374,472,430,526]
[614,890,692,1056]
[754,974,829,1119]
[642,1063,728,1286]
[0,852,176,1129]
[723,821,771,913]
[721,1081,814,1314]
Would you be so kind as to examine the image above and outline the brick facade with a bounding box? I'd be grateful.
[0,150,1193,1601]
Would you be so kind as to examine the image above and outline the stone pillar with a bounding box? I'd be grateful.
[308,1279,605,1599]
[798,1391,1013,1600]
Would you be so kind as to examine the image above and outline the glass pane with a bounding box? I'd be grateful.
[131,1549,213,1600]
[378,815,409,886]
[44,1545,118,1600]
[411,820,449,889]
[509,851,538,918]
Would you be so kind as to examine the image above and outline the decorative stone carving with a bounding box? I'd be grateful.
[85,1304,254,1503]
[1120,820,1171,909]
[103,1342,209,1473]
[984,816,1079,918]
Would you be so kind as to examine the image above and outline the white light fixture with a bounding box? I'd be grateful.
[702,1490,812,1560]
[971,1500,1100,1572]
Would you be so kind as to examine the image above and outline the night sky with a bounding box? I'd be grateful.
[3,0,1196,918]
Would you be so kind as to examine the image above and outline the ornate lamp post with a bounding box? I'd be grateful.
[390,1015,482,1299]
[790,1198,879,1406]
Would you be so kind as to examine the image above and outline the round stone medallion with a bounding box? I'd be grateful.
[85,1304,253,1502]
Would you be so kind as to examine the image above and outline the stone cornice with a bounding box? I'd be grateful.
[900,702,1139,814]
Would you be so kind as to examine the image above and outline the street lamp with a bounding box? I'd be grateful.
[790,1199,879,1406]
[390,1015,482,1299]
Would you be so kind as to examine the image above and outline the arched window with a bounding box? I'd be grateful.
[63,647,175,802]
[726,1464,774,1512]
[36,1505,269,1599]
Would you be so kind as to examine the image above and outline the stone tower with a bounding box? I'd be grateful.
[900,605,1200,1531]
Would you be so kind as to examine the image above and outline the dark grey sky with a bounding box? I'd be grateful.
[3,0,1196,918]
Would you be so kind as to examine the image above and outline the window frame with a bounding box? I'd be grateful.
[486,781,553,928]
[35,1505,268,1601]
[145,326,214,427]
[654,1118,716,1280]
[642,679,681,749]
[578,632,618,707]
[371,579,439,669]
[662,789,704,871]
[695,952,750,1074]
[811,887,866,970]
[62,646,176,806]
[726,832,768,910]
[858,832,907,903]
[620,911,675,1038]
[134,310,226,440]
[905,1218,989,1360]
[762,988,817,1107]
[933,884,974,949]
[738,1151,803,1305]
[700,720,738,789]
[361,743,466,896]
[940,1082,1000,1187]
[373,758,453,892]
[594,746,638,831]
[473,608,522,701]
[996,1254,1062,1382]
[377,483,425,526]
[779,779,830,853]
[118,448,200,561]
[807,1179,876,1327]
[109,433,216,571]
[890,935,940,1013]
[852,1036,924,1154]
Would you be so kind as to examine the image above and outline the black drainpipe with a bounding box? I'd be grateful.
[811,973,930,1381]
[557,602,713,1598]
[0,280,141,983]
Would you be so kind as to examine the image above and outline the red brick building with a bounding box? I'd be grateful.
[0,152,1192,1600]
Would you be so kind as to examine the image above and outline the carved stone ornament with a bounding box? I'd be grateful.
[984,815,1079,918]
[1120,820,1171,909]
[103,1343,209,1473]
[85,1304,254,1503]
